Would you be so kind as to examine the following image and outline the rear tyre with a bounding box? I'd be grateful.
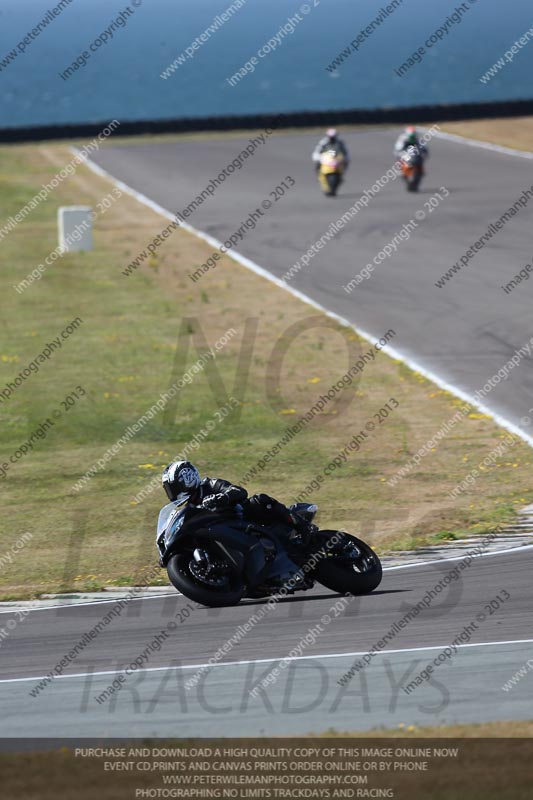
[315,531,382,595]
[167,552,244,607]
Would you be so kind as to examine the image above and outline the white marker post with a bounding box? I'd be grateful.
[58,206,93,252]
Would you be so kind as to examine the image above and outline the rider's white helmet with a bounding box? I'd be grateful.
[162,460,201,503]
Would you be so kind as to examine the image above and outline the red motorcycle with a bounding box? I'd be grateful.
[400,146,425,192]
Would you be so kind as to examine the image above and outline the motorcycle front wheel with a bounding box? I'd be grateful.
[325,173,341,196]
[314,530,382,595]
[167,551,245,607]
[406,170,422,192]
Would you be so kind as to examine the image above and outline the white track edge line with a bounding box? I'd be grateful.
[382,542,533,570]
[0,594,179,615]
[4,637,533,686]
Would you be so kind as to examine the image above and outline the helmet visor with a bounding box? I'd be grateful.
[173,492,191,506]
[163,480,192,503]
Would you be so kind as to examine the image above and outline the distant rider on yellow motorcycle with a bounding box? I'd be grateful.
[312,128,350,172]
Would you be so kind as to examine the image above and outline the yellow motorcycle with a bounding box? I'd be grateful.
[318,149,345,196]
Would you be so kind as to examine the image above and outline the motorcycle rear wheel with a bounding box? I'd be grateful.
[314,531,382,595]
[167,552,245,607]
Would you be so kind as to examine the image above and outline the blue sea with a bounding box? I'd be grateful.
[0,0,532,128]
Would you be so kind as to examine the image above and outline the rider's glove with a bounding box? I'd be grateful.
[201,493,228,511]
[291,514,318,544]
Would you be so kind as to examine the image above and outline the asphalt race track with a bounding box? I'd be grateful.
[89,127,533,438]
[1,547,532,736]
[4,129,531,738]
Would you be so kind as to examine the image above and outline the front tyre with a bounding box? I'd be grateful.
[406,168,422,192]
[325,172,341,196]
[315,531,382,595]
[167,552,244,607]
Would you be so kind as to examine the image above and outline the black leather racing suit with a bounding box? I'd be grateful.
[189,477,248,509]
[394,133,428,159]
[191,480,308,537]
[394,135,428,174]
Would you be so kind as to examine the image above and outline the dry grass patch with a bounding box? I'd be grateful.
[440,115,533,152]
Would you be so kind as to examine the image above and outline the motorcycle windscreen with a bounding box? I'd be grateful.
[156,500,187,543]
[156,502,176,539]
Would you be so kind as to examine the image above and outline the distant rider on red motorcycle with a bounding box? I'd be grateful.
[394,125,428,169]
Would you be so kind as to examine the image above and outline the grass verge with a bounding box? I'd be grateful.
[440,115,533,152]
[1,724,532,799]
[319,719,533,736]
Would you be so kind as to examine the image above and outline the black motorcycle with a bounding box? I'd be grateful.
[156,500,382,607]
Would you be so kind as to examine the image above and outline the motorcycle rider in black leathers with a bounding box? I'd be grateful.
[160,461,316,566]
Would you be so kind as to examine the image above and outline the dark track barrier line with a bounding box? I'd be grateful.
[2,97,533,144]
